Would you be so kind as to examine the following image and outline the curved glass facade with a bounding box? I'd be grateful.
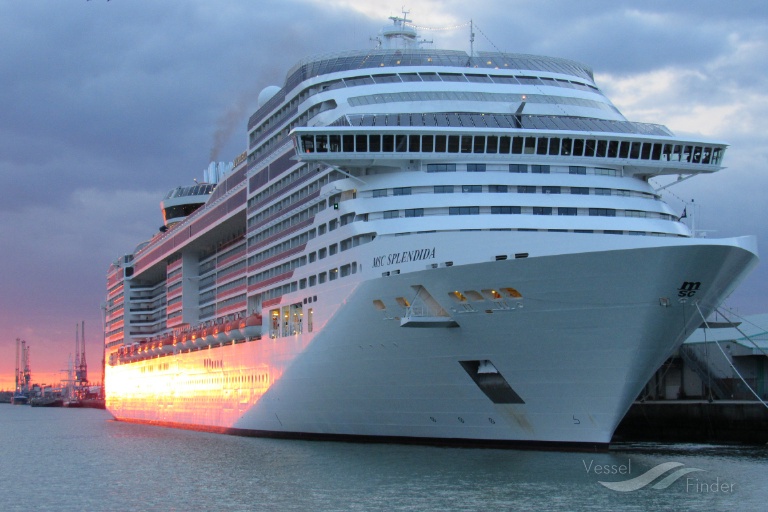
[284,49,594,92]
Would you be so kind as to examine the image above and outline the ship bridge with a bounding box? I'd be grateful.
[292,122,727,179]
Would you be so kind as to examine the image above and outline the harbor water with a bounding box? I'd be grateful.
[1,404,766,511]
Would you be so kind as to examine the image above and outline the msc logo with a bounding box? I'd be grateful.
[678,281,701,298]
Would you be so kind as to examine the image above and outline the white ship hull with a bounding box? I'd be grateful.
[106,233,757,448]
[104,15,758,449]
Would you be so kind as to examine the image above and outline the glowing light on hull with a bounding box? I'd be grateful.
[106,338,285,429]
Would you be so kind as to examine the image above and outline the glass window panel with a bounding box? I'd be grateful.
[487,135,498,154]
[369,134,381,152]
[448,135,461,153]
[548,137,560,155]
[408,135,420,152]
[396,134,407,152]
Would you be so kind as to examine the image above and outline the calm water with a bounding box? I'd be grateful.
[1,405,766,511]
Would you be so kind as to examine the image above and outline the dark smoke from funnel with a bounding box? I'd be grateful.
[209,92,255,163]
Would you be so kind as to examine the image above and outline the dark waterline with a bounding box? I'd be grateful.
[1,404,766,511]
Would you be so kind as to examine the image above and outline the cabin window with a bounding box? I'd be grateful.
[427,164,456,173]
[449,206,479,215]
[491,206,521,214]
[405,208,423,217]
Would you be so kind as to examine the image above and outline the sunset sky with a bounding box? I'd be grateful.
[2,0,767,390]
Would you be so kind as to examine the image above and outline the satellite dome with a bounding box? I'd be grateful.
[257,86,281,108]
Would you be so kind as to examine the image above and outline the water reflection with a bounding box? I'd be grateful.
[1,406,766,512]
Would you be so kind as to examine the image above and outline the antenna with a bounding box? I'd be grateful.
[470,19,475,58]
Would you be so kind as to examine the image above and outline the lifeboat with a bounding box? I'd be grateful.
[226,319,242,340]
[203,325,216,344]
[242,313,263,338]
[213,323,228,343]
[157,334,172,354]
[192,326,207,348]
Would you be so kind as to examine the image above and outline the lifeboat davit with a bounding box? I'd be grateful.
[242,313,263,338]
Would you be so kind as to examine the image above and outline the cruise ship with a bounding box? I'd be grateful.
[104,15,758,449]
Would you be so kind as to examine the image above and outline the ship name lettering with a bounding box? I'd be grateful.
[678,281,701,298]
[373,247,436,268]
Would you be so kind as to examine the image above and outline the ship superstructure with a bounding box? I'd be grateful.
[104,16,758,448]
